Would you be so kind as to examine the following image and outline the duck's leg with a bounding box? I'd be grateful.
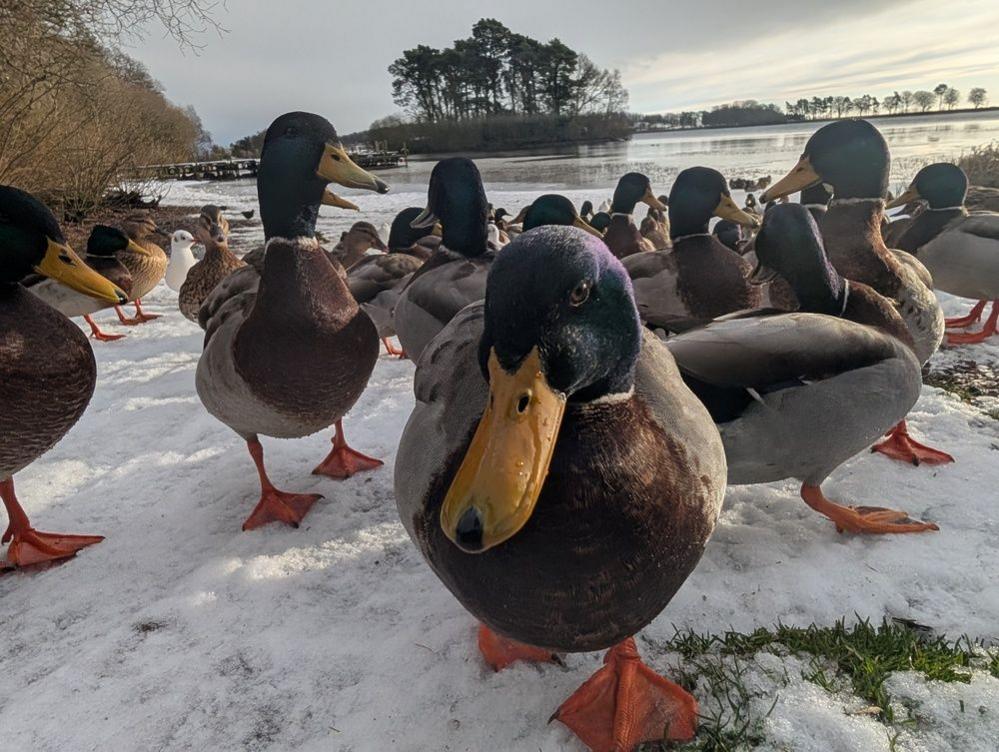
[944,300,986,329]
[552,637,698,750]
[131,298,160,323]
[871,420,954,466]
[84,314,125,342]
[115,304,143,326]
[1,477,104,567]
[800,484,938,534]
[477,624,557,671]
[242,438,322,531]
[947,301,998,345]
[312,419,383,479]
[381,338,406,358]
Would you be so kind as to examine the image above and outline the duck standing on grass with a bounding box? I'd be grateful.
[602,172,669,257]
[888,162,999,345]
[26,224,138,342]
[114,211,168,325]
[1,186,127,566]
[396,226,727,751]
[196,112,389,531]
[178,205,246,322]
[669,204,937,535]
[762,119,952,467]
[165,229,197,292]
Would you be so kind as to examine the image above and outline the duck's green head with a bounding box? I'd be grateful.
[523,194,602,236]
[611,171,667,214]
[388,207,431,251]
[87,224,151,259]
[579,200,594,219]
[0,186,126,303]
[763,119,889,202]
[411,158,488,257]
[441,226,641,553]
[257,112,389,240]
[669,167,759,238]
[887,163,968,210]
[589,211,611,232]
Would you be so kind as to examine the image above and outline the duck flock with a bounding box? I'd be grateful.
[2,112,999,751]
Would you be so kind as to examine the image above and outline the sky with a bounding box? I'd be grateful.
[125,0,999,145]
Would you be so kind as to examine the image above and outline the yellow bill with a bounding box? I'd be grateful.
[572,216,603,237]
[316,143,390,194]
[886,186,920,210]
[35,238,127,304]
[761,155,821,202]
[714,194,760,228]
[641,186,668,211]
[322,189,360,211]
[441,348,567,553]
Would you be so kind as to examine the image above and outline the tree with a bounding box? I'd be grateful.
[901,90,914,113]
[944,87,960,110]
[914,90,935,112]
[969,88,988,108]
[933,83,948,110]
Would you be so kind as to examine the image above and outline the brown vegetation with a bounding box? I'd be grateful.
[959,143,999,189]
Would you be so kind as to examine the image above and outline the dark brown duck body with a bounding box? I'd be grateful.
[414,395,716,652]
[672,234,761,319]
[0,286,96,477]
[604,214,654,258]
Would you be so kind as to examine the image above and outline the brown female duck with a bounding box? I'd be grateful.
[115,211,168,324]
[178,205,246,322]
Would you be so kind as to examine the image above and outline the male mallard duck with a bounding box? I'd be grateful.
[114,211,168,325]
[392,158,491,362]
[522,194,602,235]
[762,119,951,466]
[347,207,432,357]
[602,172,668,257]
[624,167,761,333]
[178,205,246,322]
[165,229,197,292]
[712,219,744,252]
[888,162,999,344]
[395,226,726,750]
[27,224,139,342]
[670,204,935,535]
[196,112,389,530]
[589,211,611,233]
[1,186,126,565]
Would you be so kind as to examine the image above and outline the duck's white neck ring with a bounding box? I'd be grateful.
[803,204,828,211]
[672,232,711,243]
[829,197,885,207]
[585,387,635,406]
[610,212,632,219]
[265,235,319,250]
[840,280,851,317]
[927,206,964,212]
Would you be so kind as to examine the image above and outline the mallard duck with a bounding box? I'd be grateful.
[178,206,246,322]
[521,194,602,236]
[392,157,491,362]
[624,167,761,333]
[578,200,593,222]
[27,224,140,342]
[347,207,432,357]
[800,182,832,222]
[762,119,951,466]
[602,172,668,257]
[887,162,999,344]
[196,111,389,530]
[589,211,611,233]
[670,204,935,534]
[712,219,744,252]
[329,221,387,268]
[114,211,168,325]
[165,229,197,292]
[395,226,726,750]
[1,186,126,565]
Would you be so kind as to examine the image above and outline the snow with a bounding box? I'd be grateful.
[2,196,999,751]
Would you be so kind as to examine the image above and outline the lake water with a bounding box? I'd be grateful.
[160,110,999,246]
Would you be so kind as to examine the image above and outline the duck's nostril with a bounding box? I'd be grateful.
[456,507,484,552]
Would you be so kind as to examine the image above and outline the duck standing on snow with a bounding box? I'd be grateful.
[196,112,389,531]
[114,211,168,325]
[762,119,951,466]
[669,205,937,534]
[0,186,127,565]
[602,172,669,257]
[178,205,246,322]
[165,229,197,292]
[395,226,726,750]
[888,163,999,345]
[392,157,492,362]
[624,167,761,333]
[26,224,139,342]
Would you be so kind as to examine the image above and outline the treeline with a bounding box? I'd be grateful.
[637,101,786,130]
[1,0,216,214]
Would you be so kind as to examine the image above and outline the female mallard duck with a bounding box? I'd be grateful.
[1,186,126,565]
[392,157,492,362]
[624,167,761,333]
[602,172,668,257]
[27,224,139,342]
[178,205,246,322]
[762,119,951,466]
[669,204,936,534]
[165,229,197,292]
[347,207,432,357]
[114,211,168,325]
[330,221,387,268]
[887,162,999,344]
[196,111,390,530]
[395,226,726,750]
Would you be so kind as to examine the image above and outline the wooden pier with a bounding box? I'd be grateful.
[138,150,406,182]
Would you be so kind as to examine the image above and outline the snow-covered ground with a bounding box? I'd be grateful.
[2,197,999,751]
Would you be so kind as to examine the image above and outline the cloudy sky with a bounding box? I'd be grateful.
[126,0,999,144]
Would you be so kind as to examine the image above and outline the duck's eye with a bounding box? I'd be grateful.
[569,280,591,307]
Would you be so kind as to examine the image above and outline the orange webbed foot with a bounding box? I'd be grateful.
[871,421,954,466]
[312,421,383,479]
[242,489,322,531]
[477,625,557,671]
[3,528,104,568]
[801,485,939,535]
[84,315,125,341]
[945,301,998,345]
[114,305,143,326]
[552,638,698,751]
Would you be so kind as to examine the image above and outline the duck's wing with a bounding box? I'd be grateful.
[622,251,695,331]
[956,212,999,242]
[198,265,259,334]
[348,254,422,304]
